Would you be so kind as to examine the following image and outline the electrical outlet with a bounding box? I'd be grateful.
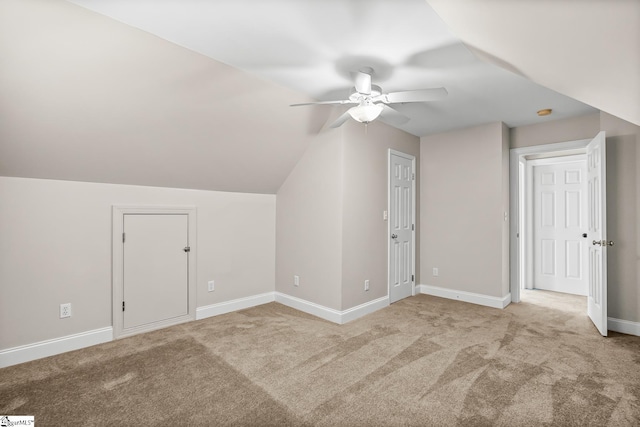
[60,303,71,318]
[433,268,439,277]
[294,275,299,287]
[208,280,215,292]
[364,279,370,291]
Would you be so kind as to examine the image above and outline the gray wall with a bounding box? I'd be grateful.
[501,123,511,296]
[420,122,509,298]
[341,121,420,310]
[510,113,600,148]
[276,120,420,311]
[600,113,639,323]
[0,177,276,350]
[275,131,344,310]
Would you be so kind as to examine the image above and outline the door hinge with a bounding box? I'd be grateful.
[412,224,414,231]
[122,301,125,312]
[122,233,125,243]
[412,274,415,282]
[412,173,415,180]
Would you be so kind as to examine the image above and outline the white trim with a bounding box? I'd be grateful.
[341,296,390,323]
[274,292,389,324]
[112,205,197,339]
[608,317,640,337]
[0,327,113,368]
[275,292,343,323]
[417,284,511,309]
[196,292,275,320]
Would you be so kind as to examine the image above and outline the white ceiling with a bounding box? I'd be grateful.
[67,0,597,137]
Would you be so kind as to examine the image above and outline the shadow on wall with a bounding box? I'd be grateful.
[606,133,639,322]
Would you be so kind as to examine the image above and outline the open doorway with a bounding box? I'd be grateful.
[510,133,609,335]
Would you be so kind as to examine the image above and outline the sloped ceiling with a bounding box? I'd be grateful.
[65,0,597,137]
[0,0,324,194]
[2,0,627,195]
[427,0,640,126]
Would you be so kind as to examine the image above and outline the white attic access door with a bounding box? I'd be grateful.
[510,132,610,336]
[112,206,197,339]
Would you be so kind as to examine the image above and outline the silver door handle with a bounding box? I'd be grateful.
[592,240,614,246]
[391,234,398,239]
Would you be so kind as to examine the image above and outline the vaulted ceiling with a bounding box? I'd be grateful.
[0,0,636,194]
[65,0,599,136]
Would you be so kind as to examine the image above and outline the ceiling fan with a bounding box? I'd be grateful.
[290,69,448,128]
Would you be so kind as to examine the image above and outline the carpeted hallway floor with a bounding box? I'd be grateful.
[1,291,639,426]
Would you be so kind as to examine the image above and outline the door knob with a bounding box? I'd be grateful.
[592,240,614,247]
[391,234,398,239]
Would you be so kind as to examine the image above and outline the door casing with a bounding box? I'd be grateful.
[510,139,592,303]
[112,205,197,339]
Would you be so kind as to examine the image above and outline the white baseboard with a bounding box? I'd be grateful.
[0,292,391,369]
[341,296,389,323]
[274,292,389,324]
[417,284,511,309]
[275,292,342,323]
[608,317,640,336]
[196,292,275,320]
[0,327,113,369]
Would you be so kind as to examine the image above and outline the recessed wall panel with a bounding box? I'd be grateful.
[565,240,582,279]
[565,169,582,184]
[541,191,555,227]
[541,239,556,276]
[541,171,555,186]
[565,191,581,228]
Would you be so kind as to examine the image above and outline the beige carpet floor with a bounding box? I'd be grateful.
[1,291,639,426]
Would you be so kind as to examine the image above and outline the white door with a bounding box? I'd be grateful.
[532,158,588,295]
[123,214,189,330]
[586,132,608,336]
[389,151,415,303]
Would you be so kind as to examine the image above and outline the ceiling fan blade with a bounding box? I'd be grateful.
[328,109,353,128]
[290,99,356,107]
[381,88,448,104]
[378,104,410,126]
[354,71,372,95]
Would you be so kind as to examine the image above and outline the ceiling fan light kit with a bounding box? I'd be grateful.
[290,70,447,128]
[348,103,383,123]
